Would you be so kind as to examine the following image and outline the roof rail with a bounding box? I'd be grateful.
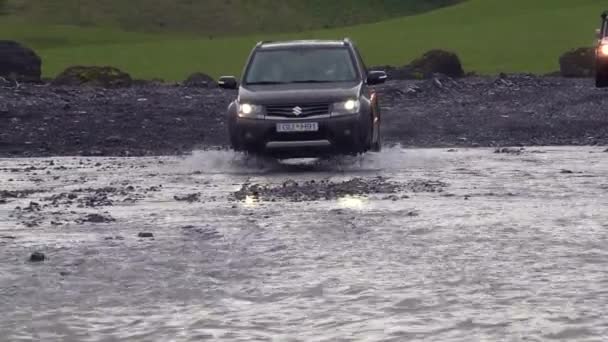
[256,40,274,47]
[343,37,355,46]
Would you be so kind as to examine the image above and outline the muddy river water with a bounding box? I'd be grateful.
[1,146,607,341]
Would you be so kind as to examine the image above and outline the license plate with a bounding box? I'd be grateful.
[276,122,319,132]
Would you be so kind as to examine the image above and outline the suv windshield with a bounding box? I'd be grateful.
[244,47,358,84]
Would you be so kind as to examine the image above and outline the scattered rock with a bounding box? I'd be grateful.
[174,193,200,203]
[559,47,595,78]
[1,189,44,199]
[80,213,115,223]
[560,169,574,174]
[23,201,41,212]
[0,40,42,83]
[494,147,524,155]
[52,66,132,87]
[29,252,45,262]
[138,232,154,238]
[183,72,216,88]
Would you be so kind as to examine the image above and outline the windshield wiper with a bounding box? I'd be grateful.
[291,80,335,84]
[246,81,286,85]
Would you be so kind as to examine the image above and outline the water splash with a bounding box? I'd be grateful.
[174,145,447,175]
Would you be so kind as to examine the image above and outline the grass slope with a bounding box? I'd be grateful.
[0,0,605,80]
[1,0,458,35]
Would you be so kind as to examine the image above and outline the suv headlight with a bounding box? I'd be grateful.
[237,103,264,118]
[331,99,360,116]
[600,44,608,56]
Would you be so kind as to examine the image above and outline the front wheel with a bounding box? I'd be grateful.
[596,61,608,88]
[229,132,242,151]
[596,73,608,88]
[371,126,382,152]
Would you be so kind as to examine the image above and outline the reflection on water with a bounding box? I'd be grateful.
[243,195,259,207]
[337,195,366,210]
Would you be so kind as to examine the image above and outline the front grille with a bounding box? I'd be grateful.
[265,103,330,118]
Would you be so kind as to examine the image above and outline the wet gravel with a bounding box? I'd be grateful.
[1,75,607,158]
[233,177,446,202]
[0,147,606,341]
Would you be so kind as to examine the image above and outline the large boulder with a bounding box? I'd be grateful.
[408,49,465,78]
[52,66,132,87]
[183,72,216,88]
[0,40,42,82]
[559,47,595,77]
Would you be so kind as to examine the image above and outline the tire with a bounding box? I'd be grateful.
[370,103,382,152]
[229,130,242,151]
[371,125,382,152]
[596,62,608,88]
[596,73,608,88]
[357,111,374,154]
[227,115,243,151]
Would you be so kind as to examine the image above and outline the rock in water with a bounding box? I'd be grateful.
[29,252,45,262]
[138,232,154,238]
[82,213,115,223]
[52,66,132,87]
[174,193,200,203]
[409,49,465,78]
[183,72,216,88]
[559,47,595,77]
[0,40,42,82]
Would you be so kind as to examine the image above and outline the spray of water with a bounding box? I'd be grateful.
[174,145,447,175]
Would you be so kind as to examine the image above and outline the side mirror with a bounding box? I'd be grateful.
[367,70,388,85]
[218,76,238,89]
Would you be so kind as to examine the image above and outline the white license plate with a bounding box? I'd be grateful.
[276,122,319,132]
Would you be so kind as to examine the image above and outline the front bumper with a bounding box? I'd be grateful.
[231,114,365,156]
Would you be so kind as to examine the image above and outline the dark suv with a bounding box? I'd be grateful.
[218,39,387,158]
[596,11,608,88]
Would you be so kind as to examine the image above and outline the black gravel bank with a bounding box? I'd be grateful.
[1,74,607,158]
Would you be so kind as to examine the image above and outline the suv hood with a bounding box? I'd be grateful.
[238,82,362,104]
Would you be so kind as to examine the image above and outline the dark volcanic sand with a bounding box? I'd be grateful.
[1,74,607,157]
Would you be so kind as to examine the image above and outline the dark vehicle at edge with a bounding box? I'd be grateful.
[596,11,608,88]
[218,39,387,158]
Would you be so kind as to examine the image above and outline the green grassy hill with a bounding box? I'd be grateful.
[0,0,605,80]
[1,0,459,35]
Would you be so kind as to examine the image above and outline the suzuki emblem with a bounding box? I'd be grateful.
[292,106,303,116]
